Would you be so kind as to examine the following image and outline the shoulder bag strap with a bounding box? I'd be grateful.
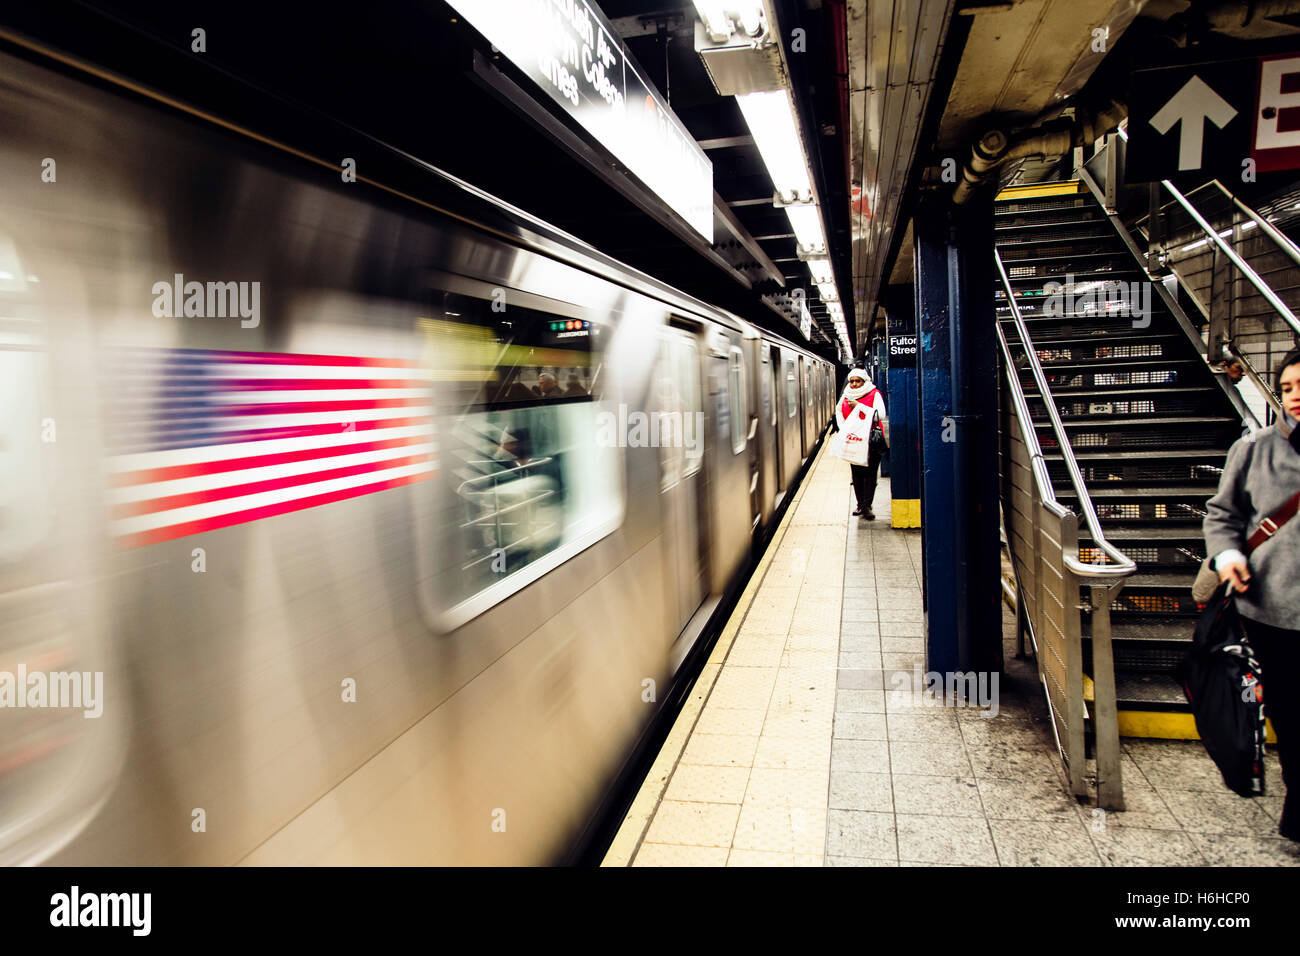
[1245,489,1300,554]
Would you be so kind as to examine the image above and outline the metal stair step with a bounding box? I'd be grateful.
[1033,386,1207,401]
[1041,415,1233,429]
[1114,674,1188,708]
[1122,572,1199,588]
[1044,448,1225,462]
[1097,620,1194,643]
[995,215,1105,232]
[1023,357,1199,373]
[1058,484,1218,500]
[1083,523,1206,539]
[994,249,1127,265]
[1008,333,1183,351]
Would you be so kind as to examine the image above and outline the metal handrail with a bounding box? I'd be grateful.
[995,251,1137,580]
[1162,180,1300,338]
[1212,179,1300,271]
[1118,127,1300,340]
[455,456,556,497]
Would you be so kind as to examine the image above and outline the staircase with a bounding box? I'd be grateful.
[994,181,1243,725]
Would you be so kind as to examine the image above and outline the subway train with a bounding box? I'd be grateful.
[0,41,834,866]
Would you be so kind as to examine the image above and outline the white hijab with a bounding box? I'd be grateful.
[842,368,872,402]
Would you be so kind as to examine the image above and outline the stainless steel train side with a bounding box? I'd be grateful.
[0,47,832,866]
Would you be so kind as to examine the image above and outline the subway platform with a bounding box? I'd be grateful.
[603,445,1300,868]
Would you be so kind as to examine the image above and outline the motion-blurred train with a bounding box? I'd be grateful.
[0,40,833,865]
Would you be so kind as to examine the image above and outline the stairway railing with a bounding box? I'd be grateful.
[1075,161,1276,433]
[1112,128,1298,424]
[996,249,1133,810]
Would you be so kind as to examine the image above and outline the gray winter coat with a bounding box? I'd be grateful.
[1203,417,1300,629]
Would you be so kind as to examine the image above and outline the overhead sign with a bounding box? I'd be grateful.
[1129,55,1300,182]
[1149,75,1238,171]
[1127,58,1256,183]
[1253,54,1300,172]
[449,0,714,241]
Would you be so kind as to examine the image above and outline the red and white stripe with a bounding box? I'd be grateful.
[105,350,437,548]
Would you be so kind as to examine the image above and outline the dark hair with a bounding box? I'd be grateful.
[1277,349,1300,394]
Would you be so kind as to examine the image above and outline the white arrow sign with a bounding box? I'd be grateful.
[1149,75,1239,171]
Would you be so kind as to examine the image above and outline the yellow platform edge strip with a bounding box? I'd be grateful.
[995,181,1083,201]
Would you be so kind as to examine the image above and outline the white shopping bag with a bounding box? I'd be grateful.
[832,403,873,466]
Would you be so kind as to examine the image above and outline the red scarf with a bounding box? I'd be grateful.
[842,389,879,426]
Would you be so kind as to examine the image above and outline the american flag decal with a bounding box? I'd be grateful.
[105,348,436,549]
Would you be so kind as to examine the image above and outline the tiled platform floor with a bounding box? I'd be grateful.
[603,444,1300,867]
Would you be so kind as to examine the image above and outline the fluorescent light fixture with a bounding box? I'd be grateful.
[735,89,812,195]
[693,0,732,42]
[737,1,765,36]
[784,203,826,251]
[1180,238,1209,253]
[807,258,833,284]
[816,282,838,302]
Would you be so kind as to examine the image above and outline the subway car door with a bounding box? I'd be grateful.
[656,327,707,637]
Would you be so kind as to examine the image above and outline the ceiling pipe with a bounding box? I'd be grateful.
[951,98,1127,205]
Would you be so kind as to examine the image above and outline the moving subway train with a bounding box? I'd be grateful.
[0,43,834,865]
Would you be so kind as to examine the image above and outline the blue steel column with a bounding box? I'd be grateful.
[912,193,1002,676]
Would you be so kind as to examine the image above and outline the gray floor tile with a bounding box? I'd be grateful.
[889,739,973,776]
[833,711,888,740]
[1090,826,1206,866]
[1158,788,1282,836]
[825,810,897,860]
[1080,787,1183,832]
[1189,832,1300,866]
[990,820,1102,866]
[829,771,894,812]
[886,712,963,743]
[836,668,886,690]
[825,855,899,866]
[892,774,984,817]
[977,774,1080,822]
[838,649,881,668]
[831,737,890,773]
[836,689,886,713]
[895,814,997,865]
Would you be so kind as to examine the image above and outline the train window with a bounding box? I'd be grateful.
[419,289,622,627]
[785,359,797,417]
[655,335,702,488]
[727,347,746,455]
[761,348,773,428]
[676,338,702,477]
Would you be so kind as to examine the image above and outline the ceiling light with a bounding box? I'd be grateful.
[735,89,812,196]
[737,1,765,36]
[784,203,826,252]
[816,282,839,302]
[692,0,733,42]
[807,258,833,284]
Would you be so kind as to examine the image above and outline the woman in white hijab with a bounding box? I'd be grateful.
[836,367,889,519]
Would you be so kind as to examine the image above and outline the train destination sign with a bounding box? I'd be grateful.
[449,0,714,241]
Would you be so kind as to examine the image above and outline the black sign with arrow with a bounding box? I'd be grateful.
[1127,58,1257,185]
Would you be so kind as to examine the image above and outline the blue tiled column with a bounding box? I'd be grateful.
[912,194,1002,676]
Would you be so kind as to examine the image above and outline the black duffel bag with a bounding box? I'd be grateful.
[1177,582,1267,798]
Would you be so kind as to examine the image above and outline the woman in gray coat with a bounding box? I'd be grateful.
[1204,349,1300,840]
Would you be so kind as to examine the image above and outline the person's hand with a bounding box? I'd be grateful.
[1218,560,1251,593]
